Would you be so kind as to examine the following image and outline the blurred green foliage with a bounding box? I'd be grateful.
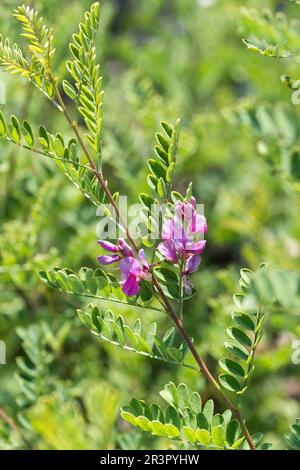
[0,0,300,450]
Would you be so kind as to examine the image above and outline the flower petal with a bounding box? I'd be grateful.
[174,201,184,223]
[194,214,207,233]
[189,196,196,209]
[158,240,178,262]
[138,249,149,269]
[97,254,120,265]
[162,219,174,240]
[186,240,206,255]
[122,273,140,296]
[97,240,119,252]
[118,238,134,257]
[185,253,201,274]
[119,256,141,280]
[175,226,191,247]
[183,274,193,296]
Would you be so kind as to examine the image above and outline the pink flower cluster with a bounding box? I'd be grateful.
[97,239,150,296]
[158,197,207,294]
[97,196,207,297]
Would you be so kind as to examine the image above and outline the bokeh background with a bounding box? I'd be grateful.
[0,0,300,449]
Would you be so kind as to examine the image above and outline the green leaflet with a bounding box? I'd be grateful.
[246,269,300,309]
[149,119,180,199]
[76,304,193,370]
[13,5,55,63]
[240,7,300,192]
[159,382,201,413]
[39,265,193,372]
[41,128,105,206]
[285,419,300,450]
[121,384,249,450]
[14,322,70,430]
[139,120,180,245]
[0,111,105,206]
[0,6,56,99]
[1,2,101,158]
[242,38,287,58]
[228,102,300,189]
[0,34,30,78]
[66,2,102,156]
[241,8,300,58]
[39,266,163,312]
[254,105,290,140]
[219,265,266,396]
[153,266,180,300]
[0,112,34,149]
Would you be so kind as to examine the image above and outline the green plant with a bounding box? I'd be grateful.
[0,1,299,451]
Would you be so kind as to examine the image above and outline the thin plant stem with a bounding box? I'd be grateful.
[238,305,263,409]
[3,137,93,171]
[178,256,185,321]
[50,75,139,253]
[0,407,33,449]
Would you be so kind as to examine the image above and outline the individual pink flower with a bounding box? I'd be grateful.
[182,253,202,295]
[97,238,134,265]
[119,257,141,296]
[97,239,150,296]
[119,249,150,296]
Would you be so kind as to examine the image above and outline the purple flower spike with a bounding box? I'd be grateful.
[158,193,207,295]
